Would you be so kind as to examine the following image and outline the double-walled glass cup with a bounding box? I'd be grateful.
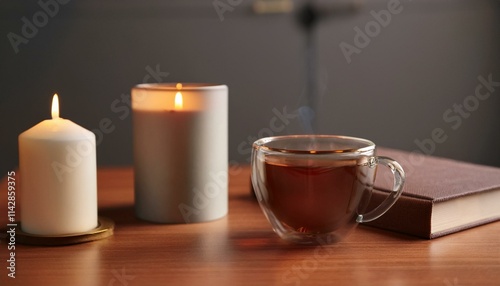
[251,135,405,244]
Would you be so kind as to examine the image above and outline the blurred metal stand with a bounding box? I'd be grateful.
[254,0,361,133]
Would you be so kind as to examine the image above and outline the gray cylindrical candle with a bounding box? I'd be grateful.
[132,83,228,223]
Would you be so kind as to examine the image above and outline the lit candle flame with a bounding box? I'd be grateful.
[176,83,183,90]
[51,94,60,119]
[174,91,183,110]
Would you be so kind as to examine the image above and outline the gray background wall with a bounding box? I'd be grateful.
[1,0,499,176]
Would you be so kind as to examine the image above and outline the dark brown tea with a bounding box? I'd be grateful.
[264,160,373,234]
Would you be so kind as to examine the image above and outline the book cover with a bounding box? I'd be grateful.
[366,147,500,239]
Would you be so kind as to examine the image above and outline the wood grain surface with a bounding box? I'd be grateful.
[0,166,499,285]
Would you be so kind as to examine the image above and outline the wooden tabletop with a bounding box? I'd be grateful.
[1,166,500,285]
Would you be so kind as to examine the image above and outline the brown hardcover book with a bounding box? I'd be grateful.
[366,147,500,239]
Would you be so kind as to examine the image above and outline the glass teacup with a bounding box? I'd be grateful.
[251,135,405,244]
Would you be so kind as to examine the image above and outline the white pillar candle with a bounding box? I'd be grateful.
[132,83,228,223]
[19,94,98,235]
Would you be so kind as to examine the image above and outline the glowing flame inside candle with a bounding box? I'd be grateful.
[51,94,60,119]
[175,92,183,110]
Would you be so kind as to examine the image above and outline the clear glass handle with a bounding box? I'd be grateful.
[356,156,405,223]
